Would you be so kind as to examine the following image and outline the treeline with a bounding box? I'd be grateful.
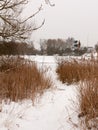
[0,41,39,55]
[40,38,87,56]
[0,38,90,56]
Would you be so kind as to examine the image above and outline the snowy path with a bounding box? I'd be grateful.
[0,56,79,130]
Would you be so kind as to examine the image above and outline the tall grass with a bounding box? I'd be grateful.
[56,57,98,84]
[56,57,98,129]
[0,56,53,102]
[77,79,98,129]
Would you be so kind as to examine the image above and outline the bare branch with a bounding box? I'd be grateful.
[20,4,43,24]
[0,0,54,41]
[33,19,45,30]
[45,0,55,6]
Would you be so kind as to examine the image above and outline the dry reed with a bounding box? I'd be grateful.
[78,79,98,129]
[0,56,53,102]
[56,57,98,129]
[56,57,98,84]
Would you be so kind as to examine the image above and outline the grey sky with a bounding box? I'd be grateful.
[26,0,98,47]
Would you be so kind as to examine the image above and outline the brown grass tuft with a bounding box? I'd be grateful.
[78,79,98,129]
[56,57,98,84]
[0,56,53,102]
[56,56,98,129]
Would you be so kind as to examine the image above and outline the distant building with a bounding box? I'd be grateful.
[71,40,81,51]
[86,47,94,53]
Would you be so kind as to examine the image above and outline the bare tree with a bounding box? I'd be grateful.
[0,0,53,41]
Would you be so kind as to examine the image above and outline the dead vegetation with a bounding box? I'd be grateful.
[0,56,53,102]
[56,56,98,129]
[78,79,98,130]
[56,57,98,84]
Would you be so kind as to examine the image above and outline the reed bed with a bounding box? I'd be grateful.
[56,57,98,129]
[0,56,53,102]
[56,57,98,84]
[78,79,98,129]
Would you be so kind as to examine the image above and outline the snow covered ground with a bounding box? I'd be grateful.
[0,55,80,130]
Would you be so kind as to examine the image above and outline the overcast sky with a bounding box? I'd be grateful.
[25,0,98,47]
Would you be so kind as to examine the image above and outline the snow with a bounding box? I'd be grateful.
[0,55,80,130]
